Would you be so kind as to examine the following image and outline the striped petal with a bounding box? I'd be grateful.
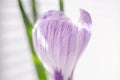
[32,10,92,80]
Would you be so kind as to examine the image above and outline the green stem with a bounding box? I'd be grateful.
[59,0,64,12]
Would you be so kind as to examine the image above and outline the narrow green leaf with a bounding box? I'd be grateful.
[31,0,38,22]
[18,0,33,29]
[18,0,47,80]
[59,0,64,12]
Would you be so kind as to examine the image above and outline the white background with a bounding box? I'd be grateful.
[0,0,120,80]
[68,0,120,80]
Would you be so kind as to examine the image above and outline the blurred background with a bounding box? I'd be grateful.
[0,0,120,80]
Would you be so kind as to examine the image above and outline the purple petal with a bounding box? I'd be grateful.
[76,28,91,62]
[54,70,63,80]
[40,10,65,19]
[32,10,92,80]
[80,9,92,29]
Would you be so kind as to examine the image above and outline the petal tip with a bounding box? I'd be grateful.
[41,10,64,20]
[80,9,92,27]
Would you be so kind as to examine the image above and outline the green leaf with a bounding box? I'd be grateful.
[29,35,47,80]
[18,0,33,29]
[18,0,47,80]
[31,0,38,22]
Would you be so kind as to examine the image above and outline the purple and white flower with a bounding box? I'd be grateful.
[32,9,92,80]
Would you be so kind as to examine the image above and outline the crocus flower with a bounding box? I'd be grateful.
[32,9,92,80]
